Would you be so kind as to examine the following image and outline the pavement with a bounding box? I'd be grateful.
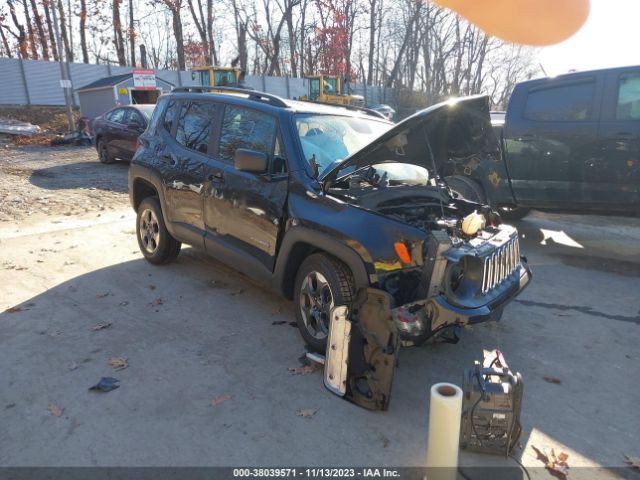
[0,149,639,478]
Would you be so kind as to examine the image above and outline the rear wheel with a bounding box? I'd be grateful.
[136,196,181,265]
[98,139,114,164]
[294,253,354,353]
[445,175,486,204]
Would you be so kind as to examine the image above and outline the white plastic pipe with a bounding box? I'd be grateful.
[425,382,463,480]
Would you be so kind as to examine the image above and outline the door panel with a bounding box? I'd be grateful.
[593,70,640,208]
[161,100,216,244]
[505,77,602,207]
[120,109,145,160]
[203,105,287,272]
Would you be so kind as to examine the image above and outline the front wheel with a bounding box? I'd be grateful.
[294,253,354,353]
[498,206,530,221]
[136,196,181,265]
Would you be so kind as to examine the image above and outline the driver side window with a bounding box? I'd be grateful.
[218,106,276,163]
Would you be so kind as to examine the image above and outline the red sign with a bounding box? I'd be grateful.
[133,69,156,90]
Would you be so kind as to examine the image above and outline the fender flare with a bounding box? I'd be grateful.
[273,226,374,297]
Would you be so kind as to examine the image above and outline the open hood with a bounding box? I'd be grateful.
[321,95,500,184]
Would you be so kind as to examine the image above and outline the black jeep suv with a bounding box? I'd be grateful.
[129,87,531,410]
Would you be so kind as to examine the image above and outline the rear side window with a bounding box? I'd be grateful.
[162,100,177,133]
[524,81,595,121]
[616,73,640,120]
[175,101,216,154]
[107,108,126,124]
[128,110,145,126]
[218,106,276,162]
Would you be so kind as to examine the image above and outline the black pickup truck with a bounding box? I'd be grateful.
[444,65,640,219]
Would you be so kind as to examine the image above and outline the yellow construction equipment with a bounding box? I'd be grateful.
[194,66,242,89]
[300,75,364,107]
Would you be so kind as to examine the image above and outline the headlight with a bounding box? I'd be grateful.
[443,255,484,305]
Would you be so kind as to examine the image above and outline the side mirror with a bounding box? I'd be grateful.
[234,148,268,174]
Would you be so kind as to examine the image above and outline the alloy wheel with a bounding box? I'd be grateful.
[299,271,335,340]
[139,208,160,254]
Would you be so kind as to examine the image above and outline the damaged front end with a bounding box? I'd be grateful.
[318,95,531,409]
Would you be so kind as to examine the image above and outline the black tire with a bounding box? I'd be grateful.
[97,138,114,164]
[136,196,181,265]
[294,253,354,353]
[498,206,530,221]
[445,175,486,204]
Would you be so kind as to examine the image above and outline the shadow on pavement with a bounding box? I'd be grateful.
[29,161,129,193]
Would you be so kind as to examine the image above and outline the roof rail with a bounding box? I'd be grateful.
[301,100,387,120]
[171,86,288,108]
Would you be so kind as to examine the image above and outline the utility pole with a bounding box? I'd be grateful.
[50,0,75,131]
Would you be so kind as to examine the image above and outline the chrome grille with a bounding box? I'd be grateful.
[481,236,520,293]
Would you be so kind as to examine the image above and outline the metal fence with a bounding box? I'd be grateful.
[0,58,394,108]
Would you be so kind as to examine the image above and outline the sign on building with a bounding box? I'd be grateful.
[132,69,156,90]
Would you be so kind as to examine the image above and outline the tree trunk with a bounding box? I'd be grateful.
[21,0,38,58]
[170,7,185,69]
[112,0,126,66]
[57,0,73,61]
[206,0,217,65]
[42,0,58,60]
[0,25,13,58]
[128,0,135,66]
[285,5,296,77]
[366,0,376,85]
[79,0,88,62]
[29,0,49,60]
[7,0,29,58]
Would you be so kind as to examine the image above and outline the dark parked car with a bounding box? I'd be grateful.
[452,66,640,220]
[93,104,156,163]
[128,88,531,410]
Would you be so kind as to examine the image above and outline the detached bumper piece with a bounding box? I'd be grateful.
[324,288,399,411]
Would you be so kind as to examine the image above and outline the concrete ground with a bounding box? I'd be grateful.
[0,147,639,478]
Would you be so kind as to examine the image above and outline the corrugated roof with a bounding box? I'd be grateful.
[78,73,133,90]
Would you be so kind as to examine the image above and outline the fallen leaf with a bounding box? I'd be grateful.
[5,306,22,313]
[108,357,128,370]
[272,320,287,325]
[531,446,569,478]
[68,361,79,371]
[211,395,233,407]
[230,289,244,296]
[271,306,282,315]
[381,436,390,448]
[543,376,562,385]
[47,403,64,417]
[149,298,163,306]
[288,364,318,375]
[624,455,640,470]
[96,292,110,298]
[92,322,112,331]
[149,285,156,290]
[296,408,319,418]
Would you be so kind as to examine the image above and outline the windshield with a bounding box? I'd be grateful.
[295,114,392,177]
